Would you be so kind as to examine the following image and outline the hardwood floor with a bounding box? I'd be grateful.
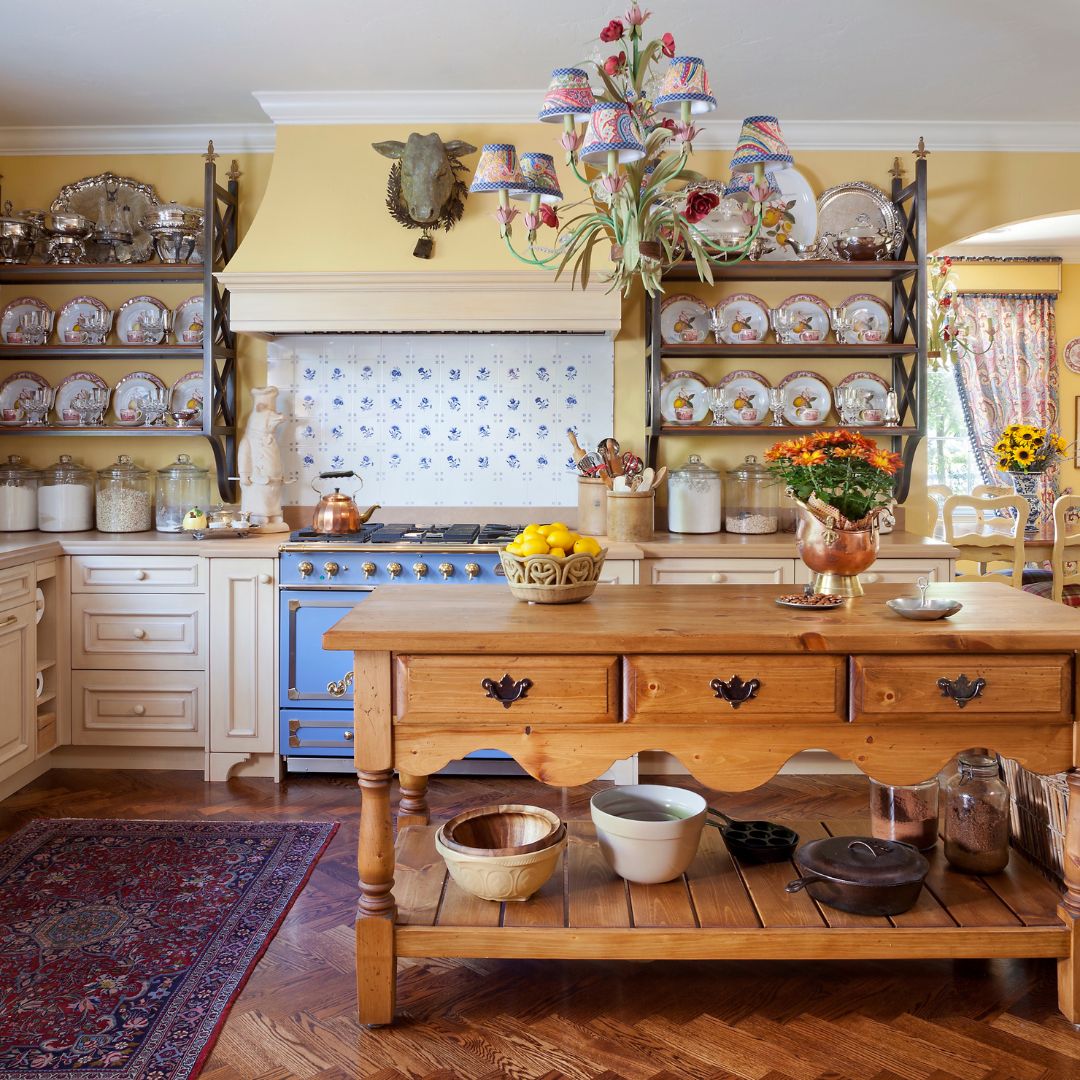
[2,768,1078,1080]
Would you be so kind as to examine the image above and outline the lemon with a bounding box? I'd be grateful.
[505,542,523,556]
[514,532,526,544]
[520,537,551,556]
[546,530,574,552]
[523,523,544,537]
[549,546,566,559]
[573,536,601,556]
[548,521,569,532]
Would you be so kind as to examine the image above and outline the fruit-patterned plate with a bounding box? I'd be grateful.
[173,295,205,344]
[56,296,109,345]
[774,293,831,344]
[170,370,205,414]
[0,371,50,424]
[117,295,169,345]
[112,370,168,424]
[839,293,891,344]
[0,297,52,344]
[714,293,769,344]
[716,369,770,426]
[660,369,710,424]
[659,294,711,345]
[836,370,890,425]
[778,370,831,426]
[53,371,109,425]
[1064,337,1080,375]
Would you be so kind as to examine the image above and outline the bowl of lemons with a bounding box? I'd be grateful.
[500,522,606,604]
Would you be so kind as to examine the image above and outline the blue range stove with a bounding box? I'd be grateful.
[279,522,520,769]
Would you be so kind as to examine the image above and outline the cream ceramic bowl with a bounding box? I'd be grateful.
[590,784,708,884]
[434,826,565,902]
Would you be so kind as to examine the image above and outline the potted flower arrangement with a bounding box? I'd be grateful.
[992,423,1067,531]
[765,430,904,596]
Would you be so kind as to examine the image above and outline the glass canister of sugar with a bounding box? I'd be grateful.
[667,454,721,534]
[724,454,779,534]
[38,455,95,532]
[96,455,153,533]
[0,454,40,531]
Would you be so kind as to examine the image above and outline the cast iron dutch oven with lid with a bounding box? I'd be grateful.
[785,835,930,916]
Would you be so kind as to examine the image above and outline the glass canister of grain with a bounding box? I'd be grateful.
[0,454,40,531]
[96,455,153,533]
[156,453,210,532]
[943,752,1010,874]
[38,454,94,531]
[724,454,779,534]
[869,777,940,851]
[668,454,721,534]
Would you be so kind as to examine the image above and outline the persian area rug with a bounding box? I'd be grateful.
[0,817,338,1079]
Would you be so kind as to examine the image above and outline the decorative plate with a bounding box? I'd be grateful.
[660,294,711,345]
[54,371,109,425]
[716,369,771,426]
[774,293,831,344]
[754,166,818,262]
[1064,337,1080,375]
[56,296,109,345]
[778,370,832,426]
[51,172,160,264]
[170,370,205,414]
[112,371,168,424]
[117,295,169,345]
[660,370,710,424]
[0,297,52,345]
[839,294,892,344]
[836,370,890,425]
[0,371,50,424]
[816,182,904,261]
[714,293,770,344]
[173,295,205,345]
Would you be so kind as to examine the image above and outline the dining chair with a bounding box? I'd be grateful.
[942,494,1028,586]
[971,485,1014,524]
[1023,494,1080,605]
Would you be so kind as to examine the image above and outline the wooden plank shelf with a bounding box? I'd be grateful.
[394,820,1068,961]
[0,263,204,285]
[0,345,216,361]
[660,343,916,359]
[663,260,918,283]
[656,425,919,437]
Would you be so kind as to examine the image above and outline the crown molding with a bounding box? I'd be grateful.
[0,123,275,156]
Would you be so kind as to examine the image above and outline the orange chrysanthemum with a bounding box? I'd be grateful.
[792,449,827,466]
[867,450,902,475]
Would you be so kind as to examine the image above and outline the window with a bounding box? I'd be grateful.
[925,364,984,533]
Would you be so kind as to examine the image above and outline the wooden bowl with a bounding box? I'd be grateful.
[499,548,607,604]
[435,827,566,902]
[440,803,564,857]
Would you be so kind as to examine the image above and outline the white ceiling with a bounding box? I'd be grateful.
[944,213,1080,261]
[2,0,1080,152]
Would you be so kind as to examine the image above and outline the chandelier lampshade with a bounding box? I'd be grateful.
[579,103,646,166]
[469,144,526,193]
[729,115,794,173]
[510,153,564,203]
[538,68,596,122]
[653,56,717,115]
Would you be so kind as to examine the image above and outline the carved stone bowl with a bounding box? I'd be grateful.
[498,548,607,604]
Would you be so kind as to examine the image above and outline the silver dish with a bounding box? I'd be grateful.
[44,211,93,237]
[142,203,203,231]
[775,594,845,610]
[51,173,160,263]
[0,216,37,264]
[149,230,199,264]
[886,597,963,621]
[816,182,904,261]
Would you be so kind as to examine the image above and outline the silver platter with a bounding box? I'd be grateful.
[51,172,160,264]
[815,181,905,260]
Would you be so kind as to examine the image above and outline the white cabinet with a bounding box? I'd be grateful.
[71,593,205,669]
[598,559,638,585]
[72,670,204,747]
[209,559,276,754]
[644,557,796,585]
[0,599,36,781]
[793,558,953,586]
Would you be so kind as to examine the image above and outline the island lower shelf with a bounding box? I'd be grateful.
[394,819,1068,961]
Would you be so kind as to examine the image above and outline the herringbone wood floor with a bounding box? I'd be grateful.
[2,768,1078,1080]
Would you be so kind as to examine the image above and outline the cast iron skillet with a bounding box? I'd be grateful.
[706,807,799,864]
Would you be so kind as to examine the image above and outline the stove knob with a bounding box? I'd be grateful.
[387,561,402,579]
[438,562,454,580]
[412,561,429,580]
[361,562,377,579]
[323,561,340,578]
[297,560,314,579]
[464,562,481,580]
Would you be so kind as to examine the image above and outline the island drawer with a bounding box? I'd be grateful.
[70,555,203,593]
[394,655,620,725]
[850,654,1074,723]
[71,593,206,670]
[623,655,846,722]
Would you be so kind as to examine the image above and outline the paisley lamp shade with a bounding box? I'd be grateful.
[653,56,717,115]
[538,68,596,122]
[729,115,794,173]
[579,103,646,166]
[510,153,564,204]
[469,144,526,193]
[723,170,781,202]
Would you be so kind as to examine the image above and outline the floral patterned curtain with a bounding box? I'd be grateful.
[951,292,1059,524]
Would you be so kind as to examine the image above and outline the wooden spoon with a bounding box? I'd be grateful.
[567,428,588,466]
[652,466,668,490]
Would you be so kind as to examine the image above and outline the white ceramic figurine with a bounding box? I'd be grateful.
[237,386,290,532]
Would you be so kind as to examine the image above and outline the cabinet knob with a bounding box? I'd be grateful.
[132,628,146,639]
[132,704,146,716]
[135,570,148,580]
[297,560,314,578]
[343,731,354,741]
[258,573,272,584]
[710,572,724,583]
[438,562,454,579]
[413,561,429,580]
[863,573,880,583]
[362,561,377,578]
[387,561,403,579]
[464,562,480,579]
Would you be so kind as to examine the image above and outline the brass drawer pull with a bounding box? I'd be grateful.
[710,674,761,710]
[327,670,355,698]
[937,674,986,709]
[482,673,533,709]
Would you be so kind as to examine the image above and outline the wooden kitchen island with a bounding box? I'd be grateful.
[324,583,1080,1026]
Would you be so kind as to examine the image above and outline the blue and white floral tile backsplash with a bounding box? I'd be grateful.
[267,334,615,506]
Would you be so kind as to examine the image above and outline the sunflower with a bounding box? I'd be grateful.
[997,457,1011,471]
[1015,447,1034,465]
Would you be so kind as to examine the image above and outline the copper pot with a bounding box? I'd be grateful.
[795,500,880,597]
[311,471,380,535]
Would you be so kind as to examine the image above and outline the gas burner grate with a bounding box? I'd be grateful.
[289,527,380,543]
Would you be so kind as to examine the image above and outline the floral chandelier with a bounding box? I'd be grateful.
[468,2,793,295]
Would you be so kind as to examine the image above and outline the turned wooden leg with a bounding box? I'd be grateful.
[397,772,429,828]
[1057,769,1080,1023]
[357,768,396,1026]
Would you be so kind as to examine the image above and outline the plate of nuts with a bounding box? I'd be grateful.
[774,592,845,610]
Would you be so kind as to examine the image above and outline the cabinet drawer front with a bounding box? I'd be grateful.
[395,655,620,725]
[72,671,205,746]
[646,558,795,586]
[598,559,637,585]
[0,563,36,614]
[624,655,846,722]
[72,594,205,669]
[71,555,203,592]
[795,559,952,587]
[850,654,1073,723]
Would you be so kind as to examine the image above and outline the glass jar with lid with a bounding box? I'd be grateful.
[724,454,779,534]
[38,454,95,532]
[155,453,210,532]
[943,752,1010,874]
[668,454,721,534]
[0,454,40,531]
[96,455,152,533]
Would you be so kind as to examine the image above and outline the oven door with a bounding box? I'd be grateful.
[280,589,370,708]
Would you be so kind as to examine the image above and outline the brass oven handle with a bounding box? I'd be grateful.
[327,671,355,698]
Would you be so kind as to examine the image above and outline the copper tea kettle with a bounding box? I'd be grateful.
[311,470,380,535]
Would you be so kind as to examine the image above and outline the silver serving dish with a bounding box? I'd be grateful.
[44,211,93,237]
[149,230,199,264]
[51,172,160,263]
[0,214,38,264]
[142,203,203,231]
[886,577,962,620]
[816,181,904,261]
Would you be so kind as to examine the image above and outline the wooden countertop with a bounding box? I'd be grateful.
[324,581,1074,654]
